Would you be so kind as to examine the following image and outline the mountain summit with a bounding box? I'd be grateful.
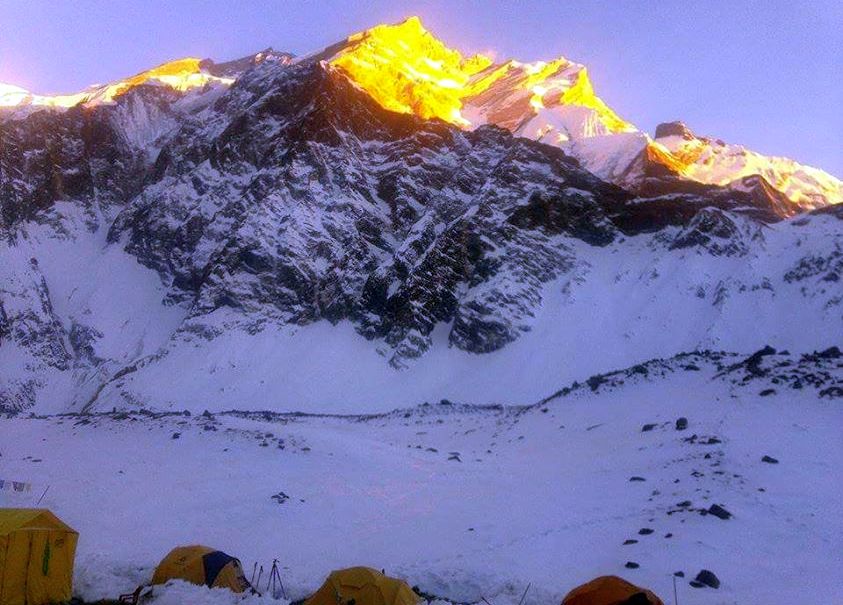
[320,17,840,212]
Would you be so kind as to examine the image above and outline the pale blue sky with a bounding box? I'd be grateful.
[1,0,840,175]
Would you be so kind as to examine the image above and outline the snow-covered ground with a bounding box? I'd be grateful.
[2,351,840,604]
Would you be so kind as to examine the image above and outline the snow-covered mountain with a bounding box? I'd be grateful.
[0,49,293,113]
[0,18,840,414]
[321,17,841,212]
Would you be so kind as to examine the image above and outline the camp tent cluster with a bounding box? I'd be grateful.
[0,508,665,605]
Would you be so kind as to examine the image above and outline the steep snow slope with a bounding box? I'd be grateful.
[0,203,186,412]
[2,351,840,604]
[90,209,843,413]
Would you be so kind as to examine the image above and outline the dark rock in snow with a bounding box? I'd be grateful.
[629,476,646,482]
[655,121,696,140]
[171,432,181,440]
[673,571,685,578]
[625,561,640,569]
[816,346,841,359]
[707,504,732,520]
[675,417,688,431]
[623,539,638,545]
[693,569,720,589]
[759,388,776,396]
[271,491,289,504]
[641,423,657,432]
[638,528,654,535]
[762,455,779,464]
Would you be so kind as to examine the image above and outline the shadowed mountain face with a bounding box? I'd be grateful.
[0,29,841,412]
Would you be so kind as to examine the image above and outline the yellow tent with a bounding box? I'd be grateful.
[152,545,251,593]
[305,567,419,605]
[0,508,78,605]
[561,575,664,605]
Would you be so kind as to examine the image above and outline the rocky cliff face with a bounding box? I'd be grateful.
[1,26,841,412]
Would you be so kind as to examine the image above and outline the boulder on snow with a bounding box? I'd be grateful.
[762,455,779,464]
[693,569,720,589]
[675,417,688,431]
[641,423,657,432]
[707,504,732,520]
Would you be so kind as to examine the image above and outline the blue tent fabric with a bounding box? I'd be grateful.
[202,550,237,587]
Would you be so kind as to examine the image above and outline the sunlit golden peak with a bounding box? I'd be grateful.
[328,17,494,125]
[327,17,636,138]
[0,57,234,110]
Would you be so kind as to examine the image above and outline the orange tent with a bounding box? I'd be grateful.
[561,576,663,605]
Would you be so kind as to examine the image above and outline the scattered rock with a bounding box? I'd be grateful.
[759,388,776,397]
[761,455,779,464]
[641,423,657,432]
[625,561,640,569]
[629,476,646,482]
[664,533,673,538]
[673,571,685,578]
[171,432,181,440]
[816,346,841,359]
[638,528,654,535]
[623,539,638,545]
[675,417,688,431]
[271,492,289,504]
[677,500,692,507]
[707,504,732,520]
[693,569,720,589]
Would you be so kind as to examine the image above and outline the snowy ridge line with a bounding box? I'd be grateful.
[8,347,838,423]
[533,346,843,408]
[10,400,523,423]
